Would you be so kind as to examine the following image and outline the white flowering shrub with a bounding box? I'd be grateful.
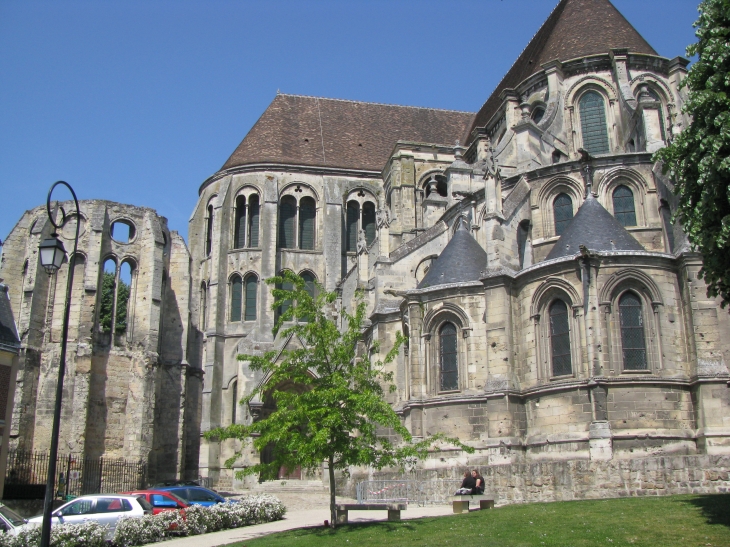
[111,494,285,546]
[0,520,106,547]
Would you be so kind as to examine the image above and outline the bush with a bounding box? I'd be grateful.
[112,494,285,546]
[0,520,107,547]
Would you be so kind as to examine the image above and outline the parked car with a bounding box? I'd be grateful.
[155,486,226,507]
[0,503,27,536]
[26,494,151,539]
[120,490,189,515]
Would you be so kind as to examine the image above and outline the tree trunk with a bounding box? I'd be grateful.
[328,454,336,528]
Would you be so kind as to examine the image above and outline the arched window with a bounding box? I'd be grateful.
[234,196,246,249]
[579,91,610,155]
[99,258,134,339]
[362,202,376,245]
[279,196,297,249]
[531,105,545,124]
[230,275,243,322]
[549,300,572,376]
[200,282,208,331]
[205,204,214,256]
[619,291,647,370]
[612,185,637,227]
[553,193,573,236]
[248,194,260,247]
[299,197,316,250]
[439,322,458,391]
[346,201,359,252]
[517,220,530,269]
[231,379,238,425]
[244,274,258,321]
[275,272,294,324]
[300,271,316,323]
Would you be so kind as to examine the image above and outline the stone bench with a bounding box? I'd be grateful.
[335,503,407,524]
[450,495,494,513]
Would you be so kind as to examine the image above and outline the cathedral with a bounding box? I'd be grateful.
[3,0,730,501]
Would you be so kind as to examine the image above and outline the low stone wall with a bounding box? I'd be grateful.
[354,454,730,506]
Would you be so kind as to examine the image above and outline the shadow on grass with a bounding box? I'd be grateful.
[679,494,730,528]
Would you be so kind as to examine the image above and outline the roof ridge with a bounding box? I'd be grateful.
[276,92,475,115]
[470,0,564,122]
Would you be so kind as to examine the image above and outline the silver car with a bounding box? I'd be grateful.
[26,494,151,538]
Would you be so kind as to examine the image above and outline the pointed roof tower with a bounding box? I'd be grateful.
[466,0,657,143]
[545,194,644,260]
[417,218,488,289]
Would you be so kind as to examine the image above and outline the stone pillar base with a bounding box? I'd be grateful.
[589,420,613,461]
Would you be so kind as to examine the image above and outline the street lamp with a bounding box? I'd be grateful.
[38,181,80,547]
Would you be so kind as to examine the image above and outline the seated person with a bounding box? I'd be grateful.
[471,469,485,495]
[454,471,476,495]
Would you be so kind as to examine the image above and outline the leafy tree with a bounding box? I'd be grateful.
[654,0,730,306]
[207,270,471,527]
[99,272,129,333]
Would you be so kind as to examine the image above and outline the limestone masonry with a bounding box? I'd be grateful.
[2,0,730,498]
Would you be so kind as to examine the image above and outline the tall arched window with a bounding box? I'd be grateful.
[612,185,637,227]
[553,193,573,236]
[244,274,258,321]
[579,91,610,155]
[619,291,647,370]
[99,257,135,339]
[234,196,247,249]
[517,220,530,269]
[200,282,208,330]
[275,272,294,324]
[279,196,297,249]
[248,194,260,247]
[300,271,316,323]
[299,197,316,250]
[346,201,359,252]
[549,300,572,376]
[231,379,238,425]
[205,204,214,256]
[362,202,376,245]
[439,322,458,391]
[230,275,243,322]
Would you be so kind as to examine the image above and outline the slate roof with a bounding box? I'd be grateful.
[221,94,475,173]
[465,0,657,144]
[0,284,20,352]
[545,194,645,260]
[417,219,488,289]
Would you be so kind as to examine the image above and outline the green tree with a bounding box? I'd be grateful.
[207,270,471,527]
[655,0,730,306]
[99,272,130,333]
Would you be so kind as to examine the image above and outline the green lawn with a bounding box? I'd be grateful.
[230,494,730,547]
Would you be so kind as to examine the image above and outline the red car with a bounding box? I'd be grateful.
[120,490,189,515]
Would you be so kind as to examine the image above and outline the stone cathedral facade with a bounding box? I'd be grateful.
[3,0,730,498]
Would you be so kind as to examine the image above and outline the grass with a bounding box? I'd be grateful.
[228,494,730,547]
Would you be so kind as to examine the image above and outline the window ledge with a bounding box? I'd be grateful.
[550,373,575,381]
[620,369,651,374]
[279,248,323,255]
[228,248,262,254]
[437,389,461,395]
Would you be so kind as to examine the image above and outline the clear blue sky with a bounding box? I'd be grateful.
[0,0,700,244]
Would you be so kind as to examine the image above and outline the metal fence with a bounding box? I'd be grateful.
[3,450,147,500]
[356,479,460,506]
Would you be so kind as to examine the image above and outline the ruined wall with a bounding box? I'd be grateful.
[0,201,199,481]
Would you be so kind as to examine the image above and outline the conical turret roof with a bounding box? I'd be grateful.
[465,0,657,144]
[545,194,644,260]
[417,219,488,289]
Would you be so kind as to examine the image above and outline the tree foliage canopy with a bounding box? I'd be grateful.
[207,270,470,525]
[655,0,730,305]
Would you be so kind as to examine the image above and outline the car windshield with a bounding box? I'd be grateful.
[165,492,187,505]
[0,506,26,526]
[176,488,219,502]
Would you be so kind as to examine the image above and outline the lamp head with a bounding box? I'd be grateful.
[39,234,67,275]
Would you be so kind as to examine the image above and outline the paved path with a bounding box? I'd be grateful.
[147,504,456,547]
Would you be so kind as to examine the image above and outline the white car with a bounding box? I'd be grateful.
[26,494,151,538]
[0,503,28,536]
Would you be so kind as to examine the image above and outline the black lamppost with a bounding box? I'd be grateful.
[38,181,80,547]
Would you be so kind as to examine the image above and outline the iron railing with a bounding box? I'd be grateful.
[356,479,460,506]
[3,450,147,500]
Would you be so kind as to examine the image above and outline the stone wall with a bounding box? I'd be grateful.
[351,454,730,505]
